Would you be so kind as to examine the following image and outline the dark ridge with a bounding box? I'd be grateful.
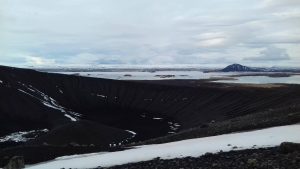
[221,63,255,72]
[0,145,110,167]
[27,120,132,147]
[132,104,300,146]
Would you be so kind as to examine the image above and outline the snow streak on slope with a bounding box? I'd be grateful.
[109,130,137,147]
[26,124,300,169]
[17,82,81,121]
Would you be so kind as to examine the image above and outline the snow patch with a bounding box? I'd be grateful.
[167,122,180,132]
[97,94,107,98]
[109,130,137,148]
[42,102,64,112]
[64,114,77,122]
[169,126,178,131]
[125,130,137,136]
[55,152,108,161]
[173,123,181,127]
[17,82,81,121]
[0,129,48,143]
[26,124,300,169]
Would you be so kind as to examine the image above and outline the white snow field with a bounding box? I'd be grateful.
[56,71,239,80]
[53,71,300,84]
[26,124,300,169]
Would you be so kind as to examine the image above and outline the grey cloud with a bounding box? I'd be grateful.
[0,0,299,67]
[245,46,290,61]
[262,0,300,9]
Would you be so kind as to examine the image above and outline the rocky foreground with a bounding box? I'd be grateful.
[103,142,300,169]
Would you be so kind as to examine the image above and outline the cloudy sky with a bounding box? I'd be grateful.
[0,0,300,68]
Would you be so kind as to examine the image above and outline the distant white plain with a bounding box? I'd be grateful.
[55,71,300,84]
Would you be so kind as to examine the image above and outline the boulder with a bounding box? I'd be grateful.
[4,156,24,169]
[279,142,300,154]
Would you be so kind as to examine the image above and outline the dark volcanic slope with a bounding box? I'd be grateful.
[1,65,300,165]
[1,65,300,141]
[0,65,176,143]
[29,120,133,146]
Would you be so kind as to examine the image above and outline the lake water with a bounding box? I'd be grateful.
[55,71,300,84]
[215,75,300,84]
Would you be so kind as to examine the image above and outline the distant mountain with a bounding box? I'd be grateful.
[219,64,300,72]
[221,64,257,72]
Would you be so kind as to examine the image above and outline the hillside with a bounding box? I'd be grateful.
[1,65,300,166]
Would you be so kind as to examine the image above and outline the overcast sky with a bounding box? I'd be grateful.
[0,0,300,68]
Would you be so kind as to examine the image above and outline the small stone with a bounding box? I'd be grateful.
[247,158,257,166]
[212,163,218,167]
